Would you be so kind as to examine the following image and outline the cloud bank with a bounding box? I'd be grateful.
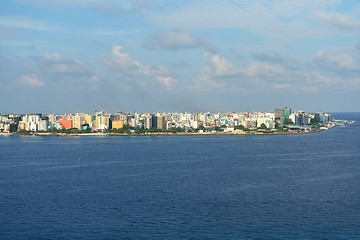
[145,29,214,51]
[20,74,44,88]
[103,45,175,89]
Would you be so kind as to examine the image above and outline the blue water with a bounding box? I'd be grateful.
[1,113,360,240]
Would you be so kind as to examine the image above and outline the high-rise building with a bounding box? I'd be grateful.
[18,121,29,131]
[38,120,48,132]
[12,116,22,124]
[298,112,309,125]
[289,113,297,125]
[95,114,110,131]
[84,114,93,126]
[151,114,157,129]
[9,123,18,133]
[283,107,291,118]
[275,108,283,119]
[144,115,152,129]
[156,115,166,130]
[72,115,82,129]
[112,119,124,129]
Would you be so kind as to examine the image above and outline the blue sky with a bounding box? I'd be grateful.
[1,0,360,113]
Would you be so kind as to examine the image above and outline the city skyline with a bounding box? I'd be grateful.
[1,108,337,134]
[1,1,360,113]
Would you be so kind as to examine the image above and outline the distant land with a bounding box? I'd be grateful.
[0,107,356,136]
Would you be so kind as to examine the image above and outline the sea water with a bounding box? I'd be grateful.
[1,113,360,239]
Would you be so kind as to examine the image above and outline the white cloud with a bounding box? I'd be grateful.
[304,72,336,86]
[44,53,61,61]
[152,1,274,30]
[155,76,173,88]
[196,52,238,90]
[51,63,83,74]
[21,0,155,13]
[252,53,285,64]
[243,61,286,77]
[20,0,94,7]
[110,45,143,71]
[196,50,359,93]
[199,52,288,90]
[41,53,96,77]
[316,12,360,30]
[203,52,238,77]
[105,45,175,88]
[22,52,100,89]
[271,83,292,89]
[149,0,343,38]
[145,29,214,50]
[0,15,56,31]
[20,74,45,88]
[316,51,359,71]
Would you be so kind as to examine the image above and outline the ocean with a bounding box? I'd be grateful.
[1,113,360,239]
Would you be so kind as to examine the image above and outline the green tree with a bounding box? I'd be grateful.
[167,127,185,133]
[18,129,31,135]
[283,118,294,125]
[258,123,267,129]
[310,118,319,125]
[215,126,224,132]
[235,124,249,131]
[198,125,206,131]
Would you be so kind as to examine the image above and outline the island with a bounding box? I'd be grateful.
[0,107,356,136]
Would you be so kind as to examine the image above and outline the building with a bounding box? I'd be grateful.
[144,115,152,129]
[156,115,166,130]
[256,112,275,129]
[59,119,72,130]
[38,117,50,131]
[83,114,93,126]
[18,121,29,131]
[81,124,90,131]
[112,119,124,129]
[94,114,110,131]
[150,114,157,129]
[275,108,283,119]
[283,107,291,118]
[9,122,18,133]
[72,115,82,129]
[289,113,297,125]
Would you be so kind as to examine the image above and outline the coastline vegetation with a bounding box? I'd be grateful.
[7,121,330,137]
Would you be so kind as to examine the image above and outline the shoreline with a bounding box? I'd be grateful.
[0,130,323,137]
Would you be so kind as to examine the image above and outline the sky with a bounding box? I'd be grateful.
[1,0,360,113]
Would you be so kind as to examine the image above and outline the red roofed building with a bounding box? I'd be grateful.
[59,119,72,130]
